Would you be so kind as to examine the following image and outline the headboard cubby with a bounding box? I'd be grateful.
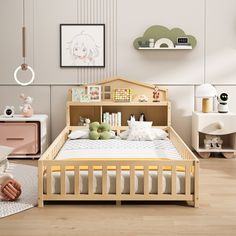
[67,77,171,128]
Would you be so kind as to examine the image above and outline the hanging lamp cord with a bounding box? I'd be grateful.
[21,0,27,69]
[14,0,35,86]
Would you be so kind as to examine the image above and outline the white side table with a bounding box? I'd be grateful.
[0,114,49,158]
[192,111,236,158]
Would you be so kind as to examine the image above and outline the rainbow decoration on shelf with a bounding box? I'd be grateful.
[113,88,132,102]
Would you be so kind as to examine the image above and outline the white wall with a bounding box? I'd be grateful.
[0,0,236,147]
[117,0,205,84]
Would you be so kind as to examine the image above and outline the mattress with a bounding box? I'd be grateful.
[44,139,194,194]
[55,138,182,160]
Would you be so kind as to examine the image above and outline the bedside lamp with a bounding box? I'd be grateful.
[196,84,217,113]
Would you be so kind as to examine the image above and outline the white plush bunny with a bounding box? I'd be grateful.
[20,93,34,117]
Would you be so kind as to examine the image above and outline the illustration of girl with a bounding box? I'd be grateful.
[68,31,99,66]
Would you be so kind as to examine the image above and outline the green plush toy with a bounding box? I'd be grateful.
[89,122,111,140]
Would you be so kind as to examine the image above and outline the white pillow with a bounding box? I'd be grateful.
[68,129,117,139]
[151,128,168,140]
[119,130,129,140]
[127,121,154,141]
[68,129,89,139]
[119,121,153,140]
[127,128,154,141]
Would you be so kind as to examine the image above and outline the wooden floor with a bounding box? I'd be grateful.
[1,157,236,236]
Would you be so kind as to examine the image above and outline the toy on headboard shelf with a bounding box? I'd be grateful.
[153,86,160,102]
[78,116,90,126]
[217,93,229,113]
[138,94,149,102]
[20,94,34,117]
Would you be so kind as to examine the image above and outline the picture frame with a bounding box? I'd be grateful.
[113,88,132,102]
[71,87,86,102]
[80,94,90,103]
[60,24,105,67]
[87,85,101,102]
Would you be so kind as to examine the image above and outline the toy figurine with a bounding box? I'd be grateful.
[138,94,148,102]
[153,86,160,102]
[20,93,34,117]
[204,135,223,149]
[217,93,229,113]
[85,118,91,127]
[78,116,90,126]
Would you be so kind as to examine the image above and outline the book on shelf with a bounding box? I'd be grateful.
[102,112,121,127]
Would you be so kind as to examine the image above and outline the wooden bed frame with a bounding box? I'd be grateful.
[38,77,199,207]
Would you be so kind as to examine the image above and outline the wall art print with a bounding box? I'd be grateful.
[60,24,105,67]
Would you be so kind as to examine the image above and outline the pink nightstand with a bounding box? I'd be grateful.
[0,114,49,158]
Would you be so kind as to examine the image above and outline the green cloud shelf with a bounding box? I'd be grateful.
[133,25,197,50]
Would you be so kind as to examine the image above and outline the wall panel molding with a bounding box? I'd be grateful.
[77,0,117,84]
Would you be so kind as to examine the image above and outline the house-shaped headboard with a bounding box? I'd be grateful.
[67,77,171,127]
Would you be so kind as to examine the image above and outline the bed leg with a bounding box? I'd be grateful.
[194,160,200,208]
[116,200,121,206]
[38,198,44,208]
[38,161,44,208]
[194,199,199,208]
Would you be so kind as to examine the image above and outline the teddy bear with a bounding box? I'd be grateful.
[20,93,34,117]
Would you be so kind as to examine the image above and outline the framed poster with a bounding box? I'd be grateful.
[60,24,105,67]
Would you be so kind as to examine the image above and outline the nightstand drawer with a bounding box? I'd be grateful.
[0,122,39,155]
[193,112,236,135]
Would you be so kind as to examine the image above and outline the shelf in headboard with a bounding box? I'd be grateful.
[67,101,171,127]
[66,77,171,127]
[67,101,169,106]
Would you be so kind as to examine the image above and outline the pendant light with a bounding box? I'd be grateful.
[14,0,35,86]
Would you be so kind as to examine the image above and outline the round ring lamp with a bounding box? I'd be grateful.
[14,0,35,86]
[14,65,35,86]
[196,84,217,113]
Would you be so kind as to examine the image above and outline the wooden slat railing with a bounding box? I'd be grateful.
[74,166,80,195]
[38,126,199,208]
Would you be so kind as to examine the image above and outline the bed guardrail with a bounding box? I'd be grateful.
[38,126,199,208]
[38,159,199,207]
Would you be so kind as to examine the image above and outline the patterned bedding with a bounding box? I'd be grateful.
[55,138,182,160]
